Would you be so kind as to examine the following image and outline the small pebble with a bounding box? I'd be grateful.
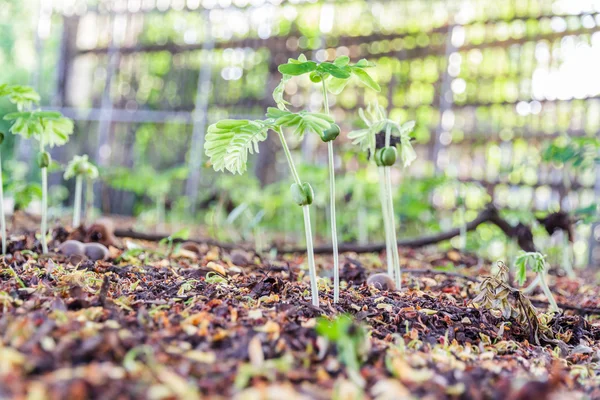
[366,273,396,291]
[84,242,110,261]
[58,240,86,256]
[230,249,250,266]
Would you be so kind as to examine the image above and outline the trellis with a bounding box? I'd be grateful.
[29,0,600,261]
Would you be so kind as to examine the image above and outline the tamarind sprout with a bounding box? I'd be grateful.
[37,151,51,168]
[320,123,340,143]
[290,182,314,206]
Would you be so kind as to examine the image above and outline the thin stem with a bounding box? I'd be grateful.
[522,274,541,294]
[0,152,6,255]
[378,167,393,275]
[73,175,83,227]
[539,270,559,312]
[302,205,319,307]
[276,127,319,306]
[562,233,575,278]
[322,80,340,303]
[85,178,94,224]
[384,166,401,289]
[41,167,48,254]
[276,127,302,186]
[328,142,340,303]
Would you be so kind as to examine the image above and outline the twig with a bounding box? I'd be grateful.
[407,268,481,283]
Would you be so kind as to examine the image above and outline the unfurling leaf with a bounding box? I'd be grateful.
[204,120,270,175]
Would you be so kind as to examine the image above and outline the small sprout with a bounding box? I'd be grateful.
[3,87,74,254]
[366,273,396,291]
[515,252,560,313]
[348,102,417,289]
[84,242,109,261]
[58,240,86,257]
[64,155,99,228]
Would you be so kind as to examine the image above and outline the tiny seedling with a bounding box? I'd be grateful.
[64,155,99,228]
[316,314,370,388]
[348,102,416,289]
[277,54,381,303]
[2,84,74,253]
[515,251,559,313]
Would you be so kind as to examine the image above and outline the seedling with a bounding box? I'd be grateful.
[348,103,416,289]
[515,252,559,312]
[542,136,600,278]
[277,54,380,303]
[316,314,370,387]
[2,85,74,253]
[64,155,99,228]
[205,93,338,306]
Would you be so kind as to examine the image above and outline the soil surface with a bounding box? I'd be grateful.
[1,229,600,400]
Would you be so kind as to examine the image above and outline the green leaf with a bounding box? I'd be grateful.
[277,112,334,138]
[216,119,249,129]
[265,107,289,119]
[3,112,31,121]
[355,59,374,68]
[327,77,351,95]
[351,67,381,92]
[272,75,291,110]
[333,56,350,67]
[204,120,269,174]
[34,111,62,119]
[278,61,317,76]
[317,62,351,79]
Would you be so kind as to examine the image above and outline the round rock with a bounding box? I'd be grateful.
[366,273,396,291]
[58,240,86,257]
[84,242,110,261]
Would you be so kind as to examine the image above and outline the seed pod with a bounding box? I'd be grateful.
[37,151,51,168]
[321,123,340,142]
[290,182,314,206]
[380,146,397,166]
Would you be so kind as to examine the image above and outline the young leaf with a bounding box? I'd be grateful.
[327,77,351,95]
[333,56,350,67]
[277,112,334,138]
[278,62,318,76]
[317,62,351,79]
[351,67,381,92]
[273,75,291,110]
[204,120,269,175]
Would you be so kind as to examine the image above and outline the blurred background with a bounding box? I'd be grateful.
[1,0,599,264]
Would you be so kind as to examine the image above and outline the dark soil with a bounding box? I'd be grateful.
[1,230,599,399]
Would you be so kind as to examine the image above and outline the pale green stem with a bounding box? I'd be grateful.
[378,167,393,275]
[522,274,541,294]
[41,167,48,254]
[383,124,401,288]
[85,178,94,224]
[384,166,401,289]
[73,175,83,227]
[539,270,559,312]
[302,205,319,307]
[39,133,48,254]
[277,127,319,306]
[321,80,340,303]
[562,233,575,279]
[0,152,6,254]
